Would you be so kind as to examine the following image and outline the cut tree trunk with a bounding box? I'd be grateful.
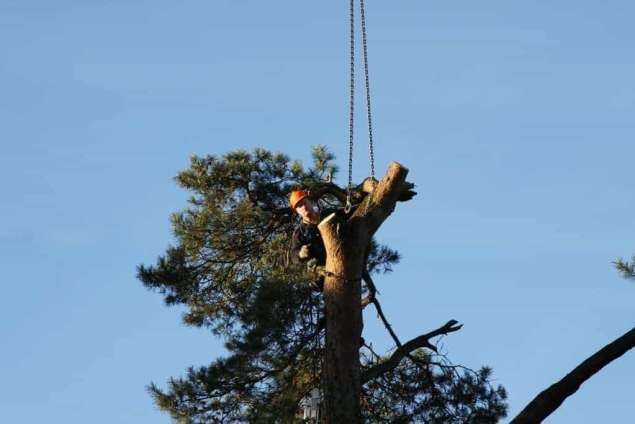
[318,162,412,424]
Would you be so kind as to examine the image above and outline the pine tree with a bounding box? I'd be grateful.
[137,146,507,423]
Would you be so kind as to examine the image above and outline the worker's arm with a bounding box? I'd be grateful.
[290,226,312,264]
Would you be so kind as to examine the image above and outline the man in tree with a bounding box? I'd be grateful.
[289,190,331,291]
[290,190,325,264]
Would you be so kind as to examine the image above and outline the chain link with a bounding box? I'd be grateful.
[347,0,355,212]
[347,0,376,212]
[359,0,375,180]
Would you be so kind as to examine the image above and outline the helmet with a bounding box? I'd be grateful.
[289,190,309,210]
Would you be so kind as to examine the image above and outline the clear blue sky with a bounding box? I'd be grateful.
[2,1,634,422]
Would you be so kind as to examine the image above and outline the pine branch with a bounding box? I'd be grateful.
[614,255,635,280]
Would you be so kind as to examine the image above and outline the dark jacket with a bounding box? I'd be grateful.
[291,220,326,265]
[291,208,342,265]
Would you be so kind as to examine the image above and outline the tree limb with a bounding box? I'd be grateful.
[361,320,463,384]
[510,326,635,424]
[308,182,349,204]
[362,271,400,347]
[360,269,377,309]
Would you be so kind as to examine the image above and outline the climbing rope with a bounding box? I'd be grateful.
[346,0,376,213]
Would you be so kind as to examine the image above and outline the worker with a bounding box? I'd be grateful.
[289,190,328,290]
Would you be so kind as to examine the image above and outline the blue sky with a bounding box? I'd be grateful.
[1,1,634,422]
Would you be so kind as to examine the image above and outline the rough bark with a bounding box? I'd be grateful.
[317,161,412,424]
[510,326,635,424]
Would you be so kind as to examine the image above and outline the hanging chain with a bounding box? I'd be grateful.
[359,0,375,180]
[346,0,355,213]
[347,0,376,213]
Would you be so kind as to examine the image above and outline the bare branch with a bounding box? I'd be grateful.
[361,320,463,384]
[361,271,400,346]
[360,269,377,309]
[510,326,635,424]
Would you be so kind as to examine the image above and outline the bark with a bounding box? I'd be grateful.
[317,162,412,424]
[510,326,635,424]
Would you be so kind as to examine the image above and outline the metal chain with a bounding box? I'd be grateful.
[346,0,355,213]
[347,0,376,212]
[359,0,375,180]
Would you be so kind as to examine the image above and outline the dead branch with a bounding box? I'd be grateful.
[361,320,463,384]
[361,271,400,346]
[360,269,377,309]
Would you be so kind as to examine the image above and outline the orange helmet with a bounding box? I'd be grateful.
[289,190,309,210]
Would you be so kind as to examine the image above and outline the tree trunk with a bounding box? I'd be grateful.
[317,162,412,424]
[320,214,365,423]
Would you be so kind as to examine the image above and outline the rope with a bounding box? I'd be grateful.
[311,300,319,394]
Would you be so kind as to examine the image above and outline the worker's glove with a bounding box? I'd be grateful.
[299,244,311,260]
[306,258,318,272]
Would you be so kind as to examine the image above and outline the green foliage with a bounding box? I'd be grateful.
[138,147,507,422]
[614,255,635,280]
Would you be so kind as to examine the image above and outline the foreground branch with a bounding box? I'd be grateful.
[361,320,463,384]
[510,326,635,424]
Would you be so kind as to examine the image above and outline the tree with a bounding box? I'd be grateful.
[138,146,507,423]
